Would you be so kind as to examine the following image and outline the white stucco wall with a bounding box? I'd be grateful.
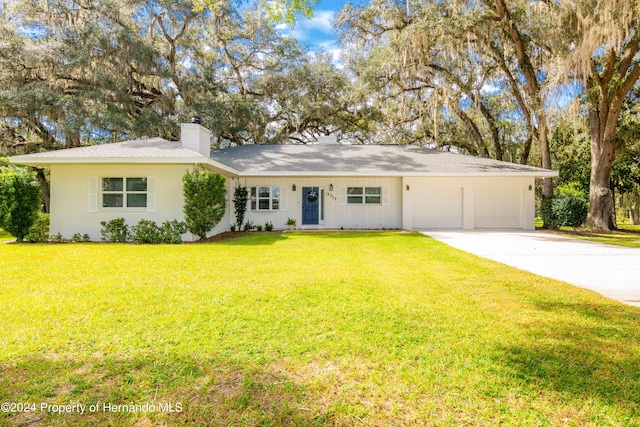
[49,167,537,240]
[229,176,403,231]
[49,164,232,241]
[227,175,536,232]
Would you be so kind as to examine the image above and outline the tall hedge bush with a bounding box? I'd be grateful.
[182,169,226,241]
[540,183,588,229]
[0,166,42,241]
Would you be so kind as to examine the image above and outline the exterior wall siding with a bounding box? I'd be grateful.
[50,164,233,241]
[49,166,536,240]
[230,176,403,230]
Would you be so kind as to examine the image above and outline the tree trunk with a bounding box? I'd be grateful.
[35,168,50,213]
[537,113,554,198]
[629,186,640,225]
[587,104,618,231]
[583,37,640,230]
[474,98,503,161]
[587,164,615,230]
[452,102,489,158]
[625,188,640,225]
[519,134,532,165]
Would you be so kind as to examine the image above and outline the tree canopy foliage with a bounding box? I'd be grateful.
[0,0,350,154]
[193,0,317,25]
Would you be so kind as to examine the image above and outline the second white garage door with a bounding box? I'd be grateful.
[474,188,523,228]
[412,187,463,228]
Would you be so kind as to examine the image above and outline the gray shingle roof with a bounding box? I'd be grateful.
[10,138,206,161]
[11,138,557,177]
[210,144,557,177]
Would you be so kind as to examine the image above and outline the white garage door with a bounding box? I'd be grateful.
[474,188,523,228]
[412,187,463,228]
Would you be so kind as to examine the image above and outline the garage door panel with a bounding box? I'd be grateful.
[412,187,462,228]
[474,188,523,229]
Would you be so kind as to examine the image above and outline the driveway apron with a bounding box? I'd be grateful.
[424,230,640,307]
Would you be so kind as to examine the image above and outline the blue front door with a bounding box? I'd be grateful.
[302,187,320,225]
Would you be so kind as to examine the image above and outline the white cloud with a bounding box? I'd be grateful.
[275,10,336,42]
[303,10,335,34]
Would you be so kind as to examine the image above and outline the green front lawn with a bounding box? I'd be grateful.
[535,221,640,248]
[1,232,639,426]
[0,228,14,242]
[552,223,640,248]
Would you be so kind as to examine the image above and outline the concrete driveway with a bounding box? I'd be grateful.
[424,230,640,307]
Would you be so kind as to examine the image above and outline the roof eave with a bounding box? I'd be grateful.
[8,156,210,166]
[9,155,558,179]
[234,170,559,178]
[203,159,240,175]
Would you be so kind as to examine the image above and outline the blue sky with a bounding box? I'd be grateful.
[274,0,352,60]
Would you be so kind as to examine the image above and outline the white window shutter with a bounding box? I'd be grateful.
[146,176,156,212]
[279,186,287,211]
[250,186,256,211]
[382,187,390,206]
[88,176,98,212]
[339,187,347,205]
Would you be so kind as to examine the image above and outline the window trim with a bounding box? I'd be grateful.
[250,186,281,211]
[346,186,382,205]
[101,177,148,210]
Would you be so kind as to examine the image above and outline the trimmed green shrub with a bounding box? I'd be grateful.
[265,221,273,231]
[552,195,588,228]
[159,220,187,244]
[183,170,226,241]
[0,166,42,241]
[540,183,588,229]
[50,232,65,243]
[100,218,130,243]
[26,213,50,243]
[131,219,161,244]
[101,218,185,244]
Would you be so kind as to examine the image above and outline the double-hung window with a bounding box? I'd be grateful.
[102,177,147,208]
[250,186,280,210]
[347,187,382,204]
